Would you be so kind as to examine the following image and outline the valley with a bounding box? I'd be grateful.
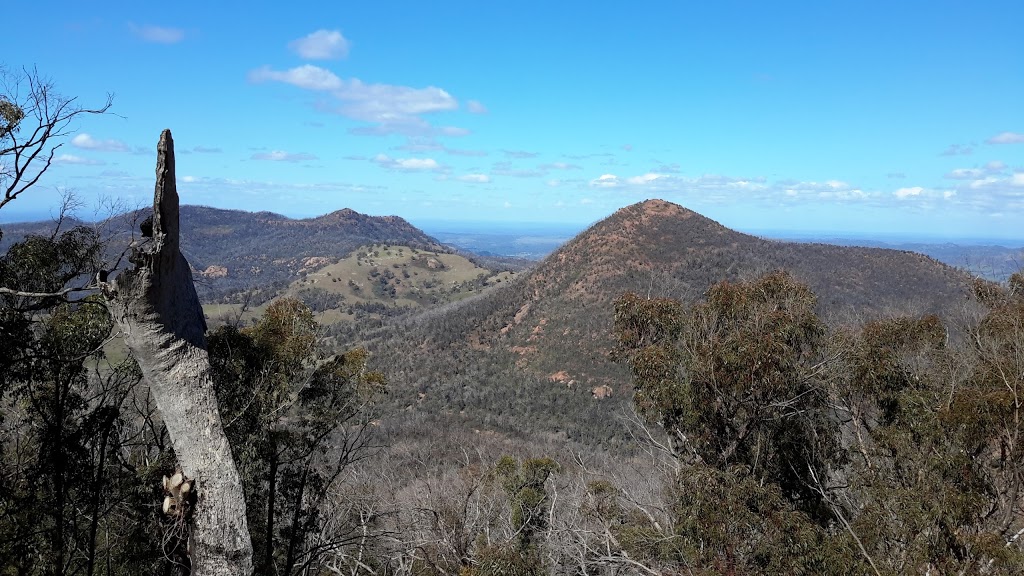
[3,197,1023,575]
[4,8,1023,570]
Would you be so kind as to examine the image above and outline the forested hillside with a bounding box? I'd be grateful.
[355,199,976,447]
[4,194,1022,574]
[0,205,453,303]
[3,24,1022,573]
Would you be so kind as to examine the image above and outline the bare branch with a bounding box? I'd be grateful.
[0,66,113,212]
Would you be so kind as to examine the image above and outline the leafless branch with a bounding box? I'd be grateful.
[1,66,113,212]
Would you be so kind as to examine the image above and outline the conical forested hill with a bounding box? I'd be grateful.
[364,199,975,447]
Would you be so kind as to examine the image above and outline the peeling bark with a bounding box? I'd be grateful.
[104,130,252,575]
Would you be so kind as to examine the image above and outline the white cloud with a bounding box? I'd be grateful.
[54,154,105,165]
[253,65,463,136]
[445,148,488,157]
[968,177,1002,190]
[348,119,454,137]
[590,174,621,188]
[337,79,457,120]
[986,131,1024,145]
[503,150,539,159]
[129,23,185,44]
[626,173,665,185]
[949,168,1024,210]
[249,65,342,91]
[71,133,129,152]
[587,171,879,204]
[372,154,442,171]
[774,179,863,199]
[940,144,973,156]
[653,162,681,173]
[457,174,490,183]
[436,125,470,136]
[193,146,222,153]
[945,168,984,180]
[945,162,1007,180]
[395,158,439,170]
[251,150,318,162]
[466,100,488,114]
[492,161,545,178]
[888,186,956,205]
[894,187,924,198]
[289,29,350,60]
[540,162,582,170]
[97,170,133,179]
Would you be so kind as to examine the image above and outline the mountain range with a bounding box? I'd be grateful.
[1,198,987,447]
[1,206,450,302]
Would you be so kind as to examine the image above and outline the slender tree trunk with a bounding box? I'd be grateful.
[283,465,311,576]
[50,375,67,576]
[103,130,252,575]
[264,434,278,574]
[85,415,111,576]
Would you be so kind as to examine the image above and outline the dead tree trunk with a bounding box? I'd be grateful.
[104,130,253,575]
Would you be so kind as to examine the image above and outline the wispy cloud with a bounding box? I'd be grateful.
[348,121,465,138]
[502,150,539,159]
[940,144,973,156]
[249,65,343,91]
[539,162,581,170]
[945,169,984,180]
[445,147,488,157]
[173,176,388,211]
[652,162,681,173]
[193,146,222,154]
[372,154,443,172]
[944,161,1007,180]
[590,174,621,188]
[492,161,544,178]
[393,139,488,157]
[466,100,488,114]
[97,170,133,179]
[890,186,958,206]
[893,186,925,199]
[457,174,490,183]
[336,79,458,121]
[589,171,876,203]
[986,131,1024,145]
[564,152,615,160]
[289,29,350,60]
[71,133,128,152]
[946,170,1024,212]
[251,150,318,162]
[129,23,185,44]
[54,154,105,166]
[250,64,463,137]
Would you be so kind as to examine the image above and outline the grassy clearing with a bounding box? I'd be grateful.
[278,244,518,323]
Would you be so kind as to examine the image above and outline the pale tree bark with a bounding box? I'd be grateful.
[103,130,253,575]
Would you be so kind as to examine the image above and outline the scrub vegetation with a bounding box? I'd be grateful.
[2,69,1022,575]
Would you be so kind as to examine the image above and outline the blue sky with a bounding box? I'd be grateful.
[3,1,1023,240]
